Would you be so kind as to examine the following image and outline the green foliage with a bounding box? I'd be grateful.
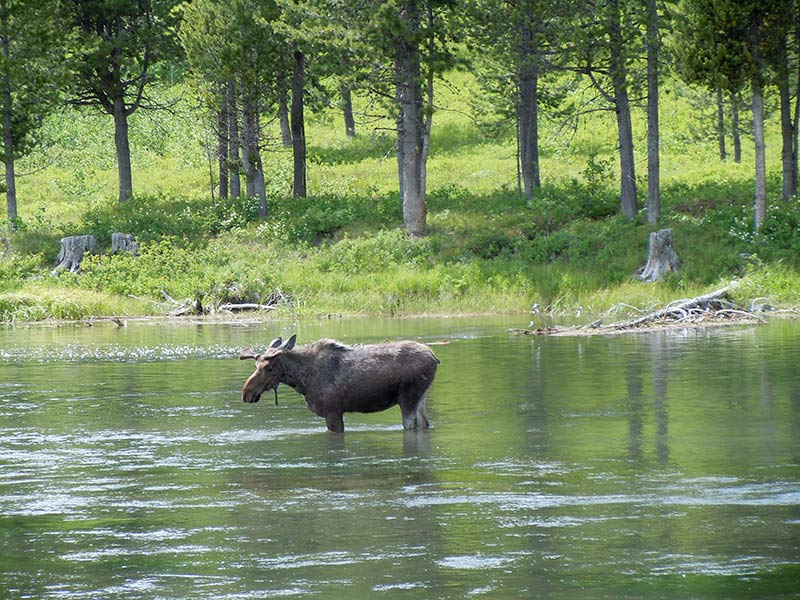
[257,193,401,245]
[759,202,800,264]
[79,194,265,246]
[0,253,42,291]
[70,239,206,299]
[314,229,431,274]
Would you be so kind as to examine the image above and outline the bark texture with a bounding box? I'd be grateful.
[53,235,97,274]
[111,232,138,255]
[638,229,679,282]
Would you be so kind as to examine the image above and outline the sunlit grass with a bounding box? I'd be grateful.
[0,284,155,323]
[2,72,798,323]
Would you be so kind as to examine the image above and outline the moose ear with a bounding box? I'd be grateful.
[239,348,260,361]
[268,337,283,349]
[280,335,297,351]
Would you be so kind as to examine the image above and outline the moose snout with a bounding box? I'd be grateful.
[242,389,262,404]
[242,374,264,404]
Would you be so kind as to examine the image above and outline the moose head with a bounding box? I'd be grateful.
[239,335,297,404]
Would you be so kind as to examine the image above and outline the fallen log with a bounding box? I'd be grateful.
[606,284,733,330]
[218,302,277,312]
[509,282,774,337]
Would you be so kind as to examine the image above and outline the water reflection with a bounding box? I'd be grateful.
[0,317,799,599]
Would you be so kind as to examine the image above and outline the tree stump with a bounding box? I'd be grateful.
[52,235,97,274]
[111,232,139,255]
[638,228,679,282]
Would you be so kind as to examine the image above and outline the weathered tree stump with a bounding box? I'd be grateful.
[111,232,139,255]
[638,228,679,282]
[52,235,97,274]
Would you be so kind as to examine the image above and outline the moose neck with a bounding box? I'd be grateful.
[279,351,312,395]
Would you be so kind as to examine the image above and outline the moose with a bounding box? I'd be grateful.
[239,335,439,432]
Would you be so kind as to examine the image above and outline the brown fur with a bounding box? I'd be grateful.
[240,335,439,432]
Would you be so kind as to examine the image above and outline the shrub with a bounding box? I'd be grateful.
[81,194,221,245]
[0,254,44,291]
[70,238,207,299]
[315,229,431,275]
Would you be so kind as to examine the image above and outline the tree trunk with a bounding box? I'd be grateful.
[217,84,229,200]
[752,80,767,231]
[342,84,356,138]
[227,82,241,198]
[291,49,307,198]
[52,235,97,274]
[646,0,660,225]
[113,98,133,202]
[716,88,726,161]
[637,228,679,282]
[777,43,794,201]
[609,0,637,220]
[241,94,266,215]
[1,25,16,225]
[730,92,741,164]
[518,15,540,200]
[750,14,767,231]
[395,0,426,238]
[277,75,292,148]
[794,15,800,198]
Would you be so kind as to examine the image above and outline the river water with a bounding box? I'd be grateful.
[1,316,798,599]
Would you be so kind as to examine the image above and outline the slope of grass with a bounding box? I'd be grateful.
[1,73,799,323]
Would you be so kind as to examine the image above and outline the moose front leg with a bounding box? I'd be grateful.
[324,412,345,433]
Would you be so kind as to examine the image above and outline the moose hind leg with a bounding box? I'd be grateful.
[400,383,432,430]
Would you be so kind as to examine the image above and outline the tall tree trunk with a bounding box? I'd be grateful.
[395,0,426,238]
[227,81,241,198]
[291,49,307,198]
[794,14,800,198]
[752,80,767,231]
[241,94,266,215]
[1,27,16,225]
[518,14,540,200]
[113,98,133,202]
[609,0,637,220]
[646,0,660,225]
[419,1,435,201]
[277,75,292,148]
[777,43,795,201]
[750,14,766,231]
[217,84,229,200]
[731,92,741,164]
[715,88,726,160]
[342,84,356,138]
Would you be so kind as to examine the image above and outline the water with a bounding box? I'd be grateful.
[1,317,799,599]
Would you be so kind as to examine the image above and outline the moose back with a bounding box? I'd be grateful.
[239,335,439,432]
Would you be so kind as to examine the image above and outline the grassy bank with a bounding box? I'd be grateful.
[2,77,800,323]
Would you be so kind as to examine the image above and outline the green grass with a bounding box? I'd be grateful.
[1,72,799,323]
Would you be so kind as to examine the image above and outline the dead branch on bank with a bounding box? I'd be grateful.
[512,283,775,337]
[601,284,762,331]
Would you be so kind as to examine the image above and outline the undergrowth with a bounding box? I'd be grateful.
[1,75,799,322]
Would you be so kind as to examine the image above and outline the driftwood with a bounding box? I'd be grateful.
[511,283,771,337]
[215,288,291,314]
[111,232,139,255]
[218,302,277,312]
[52,235,97,274]
[638,228,679,282]
[604,284,743,330]
[162,290,203,316]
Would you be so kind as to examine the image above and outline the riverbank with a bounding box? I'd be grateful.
[2,80,800,324]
